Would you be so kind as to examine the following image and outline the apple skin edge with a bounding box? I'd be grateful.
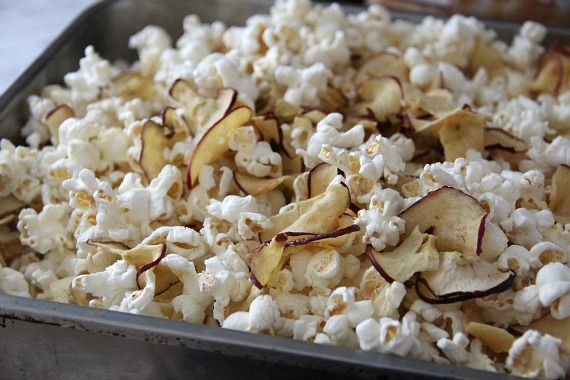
[135,244,167,290]
[366,246,396,283]
[415,270,516,305]
[249,224,361,288]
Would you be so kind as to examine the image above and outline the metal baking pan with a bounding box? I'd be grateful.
[0,1,569,379]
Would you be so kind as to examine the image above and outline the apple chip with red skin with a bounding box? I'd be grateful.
[233,172,291,196]
[550,165,570,224]
[44,105,74,144]
[416,107,485,161]
[307,163,341,198]
[355,52,408,84]
[399,186,488,256]
[169,79,238,134]
[250,233,287,287]
[531,46,570,95]
[367,227,439,283]
[353,76,403,122]
[186,105,253,188]
[416,251,515,304]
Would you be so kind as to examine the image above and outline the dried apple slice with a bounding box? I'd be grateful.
[114,72,154,100]
[169,79,238,132]
[0,196,24,218]
[465,321,515,353]
[367,227,439,283]
[484,128,527,153]
[161,106,189,143]
[523,314,570,354]
[531,47,570,95]
[416,251,515,304]
[468,38,505,77]
[120,243,166,290]
[550,165,570,224]
[400,186,488,256]
[307,163,341,198]
[44,105,74,144]
[186,106,252,188]
[234,172,290,195]
[353,76,403,121]
[250,233,287,287]
[139,120,168,181]
[251,115,281,146]
[355,52,408,84]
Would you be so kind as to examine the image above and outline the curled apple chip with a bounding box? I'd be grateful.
[353,76,403,121]
[355,52,408,84]
[251,115,281,147]
[400,186,488,256]
[139,120,168,181]
[250,233,287,287]
[283,182,350,234]
[187,106,252,188]
[465,321,515,353]
[484,128,527,153]
[120,243,178,293]
[531,47,570,95]
[44,105,74,144]
[161,106,189,143]
[550,165,570,224]
[416,251,515,304]
[468,37,505,78]
[169,79,237,133]
[307,163,342,198]
[416,107,485,161]
[367,227,439,283]
[234,172,290,195]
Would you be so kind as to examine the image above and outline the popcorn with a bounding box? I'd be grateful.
[506,330,565,379]
[0,267,30,297]
[5,2,570,377]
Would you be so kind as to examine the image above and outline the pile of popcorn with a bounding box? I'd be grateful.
[2,0,570,378]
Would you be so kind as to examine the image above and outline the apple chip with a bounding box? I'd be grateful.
[251,115,281,147]
[186,106,252,188]
[531,48,570,95]
[250,233,287,287]
[465,321,515,353]
[283,182,350,234]
[43,105,74,144]
[484,128,527,153]
[139,120,168,181]
[234,172,290,195]
[416,251,515,304]
[355,53,408,84]
[161,106,189,143]
[400,186,488,256]
[524,315,570,354]
[307,163,341,198]
[169,79,238,133]
[353,76,403,121]
[114,72,154,100]
[416,107,485,161]
[367,227,439,283]
[468,38,505,77]
[550,165,570,224]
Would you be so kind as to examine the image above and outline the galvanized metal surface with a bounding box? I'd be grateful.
[0,0,568,379]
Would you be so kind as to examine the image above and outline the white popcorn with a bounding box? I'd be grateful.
[437,332,470,364]
[230,126,282,177]
[320,314,358,348]
[304,249,344,290]
[293,315,324,341]
[536,262,570,319]
[325,287,373,327]
[355,207,405,251]
[0,139,41,203]
[275,63,332,108]
[500,208,555,248]
[0,267,30,297]
[129,25,172,75]
[506,330,565,380]
[64,46,117,110]
[141,226,207,260]
[298,113,364,168]
[18,204,72,255]
[206,195,272,240]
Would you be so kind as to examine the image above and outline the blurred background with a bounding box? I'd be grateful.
[1,0,569,93]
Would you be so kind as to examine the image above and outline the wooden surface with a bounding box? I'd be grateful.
[0,0,95,94]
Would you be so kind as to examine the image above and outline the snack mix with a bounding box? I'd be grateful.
[2,0,570,378]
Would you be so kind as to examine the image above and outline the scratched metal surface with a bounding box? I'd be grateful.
[0,0,569,379]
